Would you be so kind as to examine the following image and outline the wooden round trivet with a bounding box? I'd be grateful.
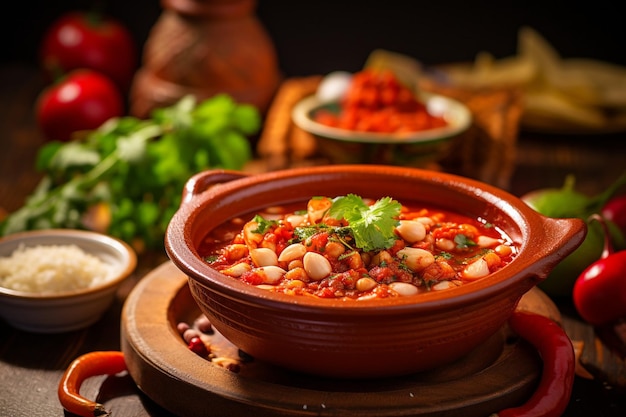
[122,262,544,417]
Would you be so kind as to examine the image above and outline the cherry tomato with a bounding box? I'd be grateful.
[40,11,137,92]
[35,69,124,142]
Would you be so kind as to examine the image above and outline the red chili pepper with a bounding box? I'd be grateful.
[573,214,626,326]
[58,351,127,417]
[494,311,574,417]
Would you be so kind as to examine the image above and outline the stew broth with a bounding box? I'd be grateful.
[198,196,517,300]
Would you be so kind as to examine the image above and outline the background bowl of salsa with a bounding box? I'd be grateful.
[291,69,472,167]
[165,165,585,379]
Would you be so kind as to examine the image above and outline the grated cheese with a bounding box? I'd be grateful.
[0,244,114,293]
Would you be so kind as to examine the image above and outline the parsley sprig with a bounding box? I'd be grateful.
[0,94,260,250]
[327,194,401,252]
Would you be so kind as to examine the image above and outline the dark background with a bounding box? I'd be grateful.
[3,0,626,77]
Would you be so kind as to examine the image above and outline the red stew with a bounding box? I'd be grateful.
[313,69,448,133]
[199,195,517,300]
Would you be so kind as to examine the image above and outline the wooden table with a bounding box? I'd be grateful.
[1,63,625,416]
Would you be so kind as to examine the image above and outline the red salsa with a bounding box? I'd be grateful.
[313,69,448,133]
[199,195,517,300]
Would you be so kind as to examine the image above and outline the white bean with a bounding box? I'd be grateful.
[220,262,251,277]
[256,284,275,290]
[303,252,332,281]
[435,238,455,251]
[287,259,304,270]
[285,214,306,228]
[356,277,377,292]
[495,244,513,257]
[253,266,287,284]
[250,247,278,267]
[462,258,490,280]
[431,280,455,291]
[278,243,307,263]
[396,247,435,272]
[476,235,501,248]
[416,216,434,226]
[222,243,248,262]
[284,267,309,282]
[389,282,419,296]
[395,220,427,243]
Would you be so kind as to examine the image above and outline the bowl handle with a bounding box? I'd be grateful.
[181,170,249,204]
[529,215,587,280]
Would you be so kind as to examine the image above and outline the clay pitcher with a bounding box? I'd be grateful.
[130,0,281,118]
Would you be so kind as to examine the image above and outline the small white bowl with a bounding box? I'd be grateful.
[0,229,136,333]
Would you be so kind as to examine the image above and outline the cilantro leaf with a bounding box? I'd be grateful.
[328,194,368,221]
[251,215,277,234]
[454,234,477,250]
[328,194,401,252]
[293,225,322,243]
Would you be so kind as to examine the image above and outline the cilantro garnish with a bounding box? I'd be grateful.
[293,223,330,244]
[454,234,477,250]
[437,252,454,260]
[328,194,401,252]
[251,215,277,234]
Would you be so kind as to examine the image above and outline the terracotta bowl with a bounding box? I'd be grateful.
[165,165,585,379]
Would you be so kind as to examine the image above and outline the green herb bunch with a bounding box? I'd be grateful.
[1,94,260,250]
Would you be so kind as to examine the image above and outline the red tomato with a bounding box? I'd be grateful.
[40,11,137,92]
[36,69,124,142]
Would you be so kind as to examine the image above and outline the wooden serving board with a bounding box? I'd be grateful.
[121,262,545,417]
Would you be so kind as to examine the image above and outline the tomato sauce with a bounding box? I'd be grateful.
[198,196,517,300]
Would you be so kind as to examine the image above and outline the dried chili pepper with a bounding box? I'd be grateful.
[58,351,127,417]
[494,311,575,417]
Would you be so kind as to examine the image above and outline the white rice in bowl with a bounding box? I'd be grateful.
[0,244,114,293]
